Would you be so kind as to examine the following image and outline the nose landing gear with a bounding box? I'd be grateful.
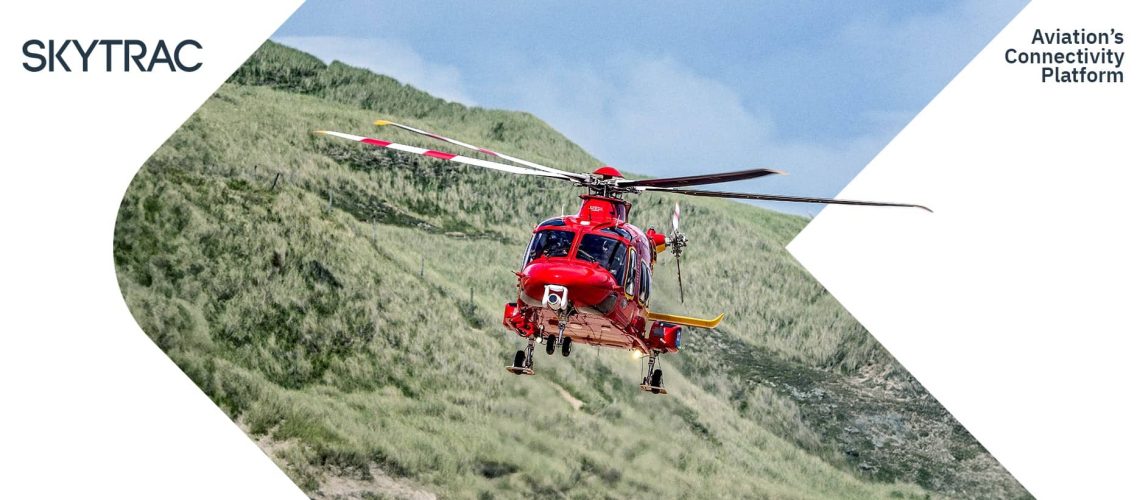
[545,334,557,355]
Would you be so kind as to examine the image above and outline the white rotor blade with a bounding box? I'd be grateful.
[316,131,577,180]
[672,202,681,232]
[375,119,588,180]
[617,167,785,188]
[639,186,932,212]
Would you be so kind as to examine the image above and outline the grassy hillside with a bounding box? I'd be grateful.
[113,41,1027,499]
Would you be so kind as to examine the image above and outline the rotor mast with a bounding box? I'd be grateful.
[577,166,633,222]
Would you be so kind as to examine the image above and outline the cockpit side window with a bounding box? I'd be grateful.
[609,244,628,284]
[523,230,575,267]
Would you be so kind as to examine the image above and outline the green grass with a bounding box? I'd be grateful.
[112,41,1026,499]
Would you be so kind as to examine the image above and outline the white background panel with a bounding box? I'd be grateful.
[789,1,1138,498]
[0,1,305,498]
[1,0,1136,498]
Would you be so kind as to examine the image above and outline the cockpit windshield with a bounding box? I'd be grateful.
[577,234,628,282]
[524,230,575,265]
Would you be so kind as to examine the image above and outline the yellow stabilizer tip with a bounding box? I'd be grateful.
[374,119,391,126]
[646,311,725,329]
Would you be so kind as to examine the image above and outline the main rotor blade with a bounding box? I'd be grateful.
[375,119,588,180]
[617,167,785,188]
[316,131,579,181]
[641,186,932,212]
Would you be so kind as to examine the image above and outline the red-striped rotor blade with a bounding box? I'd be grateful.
[642,186,932,212]
[617,168,785,188]
[374,119,587,180]
[316,131,579,180]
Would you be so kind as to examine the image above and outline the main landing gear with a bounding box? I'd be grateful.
[506,335,536,376]
[639,351,667,395]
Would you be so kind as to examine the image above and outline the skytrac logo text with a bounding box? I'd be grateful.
[22,39,202,72]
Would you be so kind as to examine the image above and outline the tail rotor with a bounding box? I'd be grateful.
[667,203,688,303]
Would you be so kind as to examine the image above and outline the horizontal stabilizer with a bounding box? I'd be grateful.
[646,310,724,329]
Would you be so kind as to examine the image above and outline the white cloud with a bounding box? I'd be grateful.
[493,55,777,173]
[487,53,888,212]
[830,0,1028,104]
[273,36,477,105]
[272,0,1022,214]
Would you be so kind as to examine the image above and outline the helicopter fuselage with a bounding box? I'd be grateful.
[502,195,682,355]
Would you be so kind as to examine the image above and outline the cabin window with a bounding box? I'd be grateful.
[577,234,628,282]
[523,230,575,266]
[639,261,652,303]
[625,248,637,296]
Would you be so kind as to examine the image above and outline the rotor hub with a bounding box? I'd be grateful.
[593,165,623,178]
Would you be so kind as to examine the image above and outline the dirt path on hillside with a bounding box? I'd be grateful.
[315,465,436,500]
[237,418,437,499]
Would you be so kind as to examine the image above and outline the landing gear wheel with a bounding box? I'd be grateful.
[506,338,536,376]
[639,351,668,395]
[560,337,572,357]
[545,334,557,355]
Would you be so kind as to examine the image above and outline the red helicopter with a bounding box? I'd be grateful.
[318,120,928,394]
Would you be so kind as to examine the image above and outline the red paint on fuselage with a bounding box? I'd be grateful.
[505,195,659,353]
[520,259,614,308]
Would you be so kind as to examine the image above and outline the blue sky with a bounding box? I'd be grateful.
[274,0,1026,215]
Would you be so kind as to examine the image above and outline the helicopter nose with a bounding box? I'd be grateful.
[521,260,616,308]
